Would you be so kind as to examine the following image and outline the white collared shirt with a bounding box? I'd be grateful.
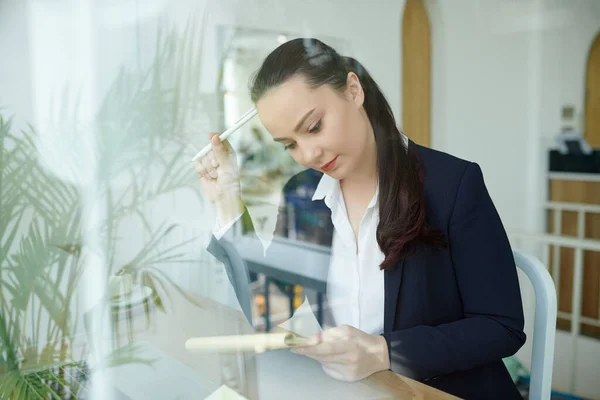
[312,174,385,335]
[212,175,385,335]
[213,136,407,335]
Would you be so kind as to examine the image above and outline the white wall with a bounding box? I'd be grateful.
[428,0,540,233]
[189,0,403,115]
[427,0,600,397]
[0,0,34,128]
[428,0,599,233]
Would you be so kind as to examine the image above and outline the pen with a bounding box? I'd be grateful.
[191,107,258,162]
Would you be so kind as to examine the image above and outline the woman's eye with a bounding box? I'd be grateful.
[284,120,321,151]
[309,120,321,133]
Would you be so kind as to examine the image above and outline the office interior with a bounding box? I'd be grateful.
[1,0,599,399]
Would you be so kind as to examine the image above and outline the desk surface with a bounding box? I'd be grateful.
[94,284,458,400]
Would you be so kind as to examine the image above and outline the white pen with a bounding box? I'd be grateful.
[191,107,258,162]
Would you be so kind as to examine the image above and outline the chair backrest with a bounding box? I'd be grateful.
[512,249,558,400]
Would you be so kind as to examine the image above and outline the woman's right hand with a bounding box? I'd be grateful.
[193,133,244,225]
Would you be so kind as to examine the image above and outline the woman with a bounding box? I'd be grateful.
[194,38,525,399]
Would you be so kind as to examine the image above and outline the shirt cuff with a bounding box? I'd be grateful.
[212,210,245,240]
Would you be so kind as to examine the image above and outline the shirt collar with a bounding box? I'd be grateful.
[312,172,379,210]
[312,172,338,208]
[367,184,379,209]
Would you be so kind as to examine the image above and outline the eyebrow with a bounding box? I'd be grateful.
[273,108,316,142]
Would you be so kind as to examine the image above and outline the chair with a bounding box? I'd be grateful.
[512,249,558,400]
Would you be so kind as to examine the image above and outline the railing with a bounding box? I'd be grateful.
[510,201,600,393]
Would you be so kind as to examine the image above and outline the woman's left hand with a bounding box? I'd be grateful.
[291,325,390,382]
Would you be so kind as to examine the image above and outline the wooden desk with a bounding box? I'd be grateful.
[102,283,458,400]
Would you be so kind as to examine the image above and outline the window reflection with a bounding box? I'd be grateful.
[1,0,599,399]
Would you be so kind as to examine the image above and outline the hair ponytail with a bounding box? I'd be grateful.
[341,56,446,268]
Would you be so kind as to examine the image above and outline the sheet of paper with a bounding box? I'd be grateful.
[204,384,248,400]
[276,296,323,338]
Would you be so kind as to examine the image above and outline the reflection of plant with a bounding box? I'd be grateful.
[238,125,302,197]
[217,31,303,199]
[0,15,209,399]
[91,16,210,312]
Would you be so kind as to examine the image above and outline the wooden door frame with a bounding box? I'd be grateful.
[584,30,600,148]
[402,0,432,147]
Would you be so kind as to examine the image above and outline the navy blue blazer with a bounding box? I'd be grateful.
[208,141,526,400]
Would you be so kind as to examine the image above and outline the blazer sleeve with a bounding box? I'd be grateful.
[205,192,289,326]
[382,162,526,380]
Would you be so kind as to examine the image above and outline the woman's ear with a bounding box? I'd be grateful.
[346,72,364,108]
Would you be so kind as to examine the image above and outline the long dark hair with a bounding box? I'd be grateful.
[250,38,446,270]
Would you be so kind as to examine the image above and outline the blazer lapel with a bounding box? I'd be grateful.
[384,256,406,333]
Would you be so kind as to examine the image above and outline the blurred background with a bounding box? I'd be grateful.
[0,0,599,399]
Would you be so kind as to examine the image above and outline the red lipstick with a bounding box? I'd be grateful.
[321,156,338,172]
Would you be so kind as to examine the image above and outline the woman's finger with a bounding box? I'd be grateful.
[198,175,212,188]
[304,352,353,364]
[209,152,219,168]
[292,340,347,358]
[320,325,355,340]
[220,137,233,153]
[193,159,207,178]
[209,131,233,153]
[321,364,348,382]
[210,133,229,166]
[200,154,216,178]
